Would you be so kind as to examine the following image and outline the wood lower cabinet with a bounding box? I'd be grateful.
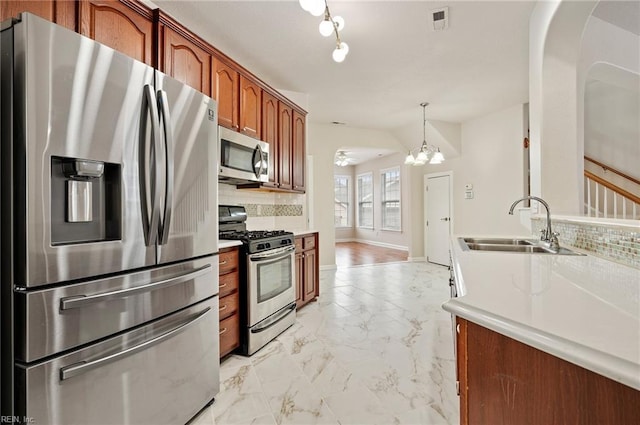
[294,233,319,309]
[79,0,153,65]
[456,317,640,425]
[218,247,240,358]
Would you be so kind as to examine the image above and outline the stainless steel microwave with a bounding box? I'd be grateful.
[218,126,269,184]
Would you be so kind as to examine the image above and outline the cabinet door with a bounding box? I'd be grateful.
[212,56,239,131]
[161,26,211,96]
[292,110,306,192]
[79,0,153,65]
[295,252,304,308]
[303,248,317,301]
[456,317,469,425]
[1,1,75,30]
[278,102,293,190]
[239,75,261,139]
[261,91,279,187]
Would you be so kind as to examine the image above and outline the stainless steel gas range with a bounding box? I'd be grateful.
[219,205,296,355]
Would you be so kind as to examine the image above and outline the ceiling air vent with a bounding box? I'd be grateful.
[431,7,449,31]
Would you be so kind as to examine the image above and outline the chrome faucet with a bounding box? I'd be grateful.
[508,196,560,251]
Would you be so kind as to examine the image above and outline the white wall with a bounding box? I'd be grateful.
[580,16,640,180]
[416,104,530,250]
[308,124,407,267]
[352,152,411,251]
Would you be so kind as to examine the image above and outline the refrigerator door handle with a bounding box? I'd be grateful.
[59,307,212,381]
[139,84,162,246]
[157,90,174,245]
[59,264,212,311]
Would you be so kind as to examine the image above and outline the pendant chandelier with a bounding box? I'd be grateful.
[299,0,349,63]
[404,102,445,166]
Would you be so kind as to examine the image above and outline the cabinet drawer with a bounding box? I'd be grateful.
[303,236,316,250]
[219,271,239,298]
[294,237,303,253]
[219,249,240,275]
[219,292,239,321]
[219,313,240,358]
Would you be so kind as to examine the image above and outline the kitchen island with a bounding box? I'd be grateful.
[443,236,640,424]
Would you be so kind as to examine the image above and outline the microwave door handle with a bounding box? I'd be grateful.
[253,144,264,179]
[157,90,173,245]
[139,84,161,246]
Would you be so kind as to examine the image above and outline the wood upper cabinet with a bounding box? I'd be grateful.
[79,0,153,65]
[159,23,211,96]
[278,102,293,191]
[292,110,306,192]
[261,91,279,188]
[239,75,261,139]
[1,0,76,31]
[212,55,239,131]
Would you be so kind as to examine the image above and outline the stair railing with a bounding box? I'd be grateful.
[584,156,640,219]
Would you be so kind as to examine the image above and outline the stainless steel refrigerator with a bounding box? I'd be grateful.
[0,13,220,424]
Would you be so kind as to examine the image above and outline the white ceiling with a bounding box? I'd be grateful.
[152,0,535,131]
[149,1,637,165]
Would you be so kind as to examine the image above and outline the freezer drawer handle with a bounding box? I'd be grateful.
[59,307,212,381]
[59,265,211,311]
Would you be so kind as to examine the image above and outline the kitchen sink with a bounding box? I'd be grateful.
[459,238,584,255]
[462,237,535,246]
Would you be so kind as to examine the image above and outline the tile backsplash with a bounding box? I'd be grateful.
[531,217,640,269]
[218,183,307,230]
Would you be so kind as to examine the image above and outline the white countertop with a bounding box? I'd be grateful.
[218,240,242,250]
[442,235,640,390]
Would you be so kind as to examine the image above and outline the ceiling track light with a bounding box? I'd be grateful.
[404,102,445,166]
[300,0,349,63]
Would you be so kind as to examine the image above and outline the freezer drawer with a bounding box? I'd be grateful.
[16,297,220,425]
[15,257,218,362]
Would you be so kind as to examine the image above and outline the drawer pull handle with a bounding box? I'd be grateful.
[219,283,227,288]
[219,327,228,335]
[219,305,228,311]
[219,260,228,266]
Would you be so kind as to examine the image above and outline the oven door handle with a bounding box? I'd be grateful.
[59,307,211,381]
[248,245,295,262]
[59,265,211,311]
[250,303,296,334]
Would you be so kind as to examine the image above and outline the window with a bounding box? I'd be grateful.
[381,167,401,230]
[357,172,373,228]
[334,175,351,227]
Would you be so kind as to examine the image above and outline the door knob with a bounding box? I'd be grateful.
[440,217,450,221]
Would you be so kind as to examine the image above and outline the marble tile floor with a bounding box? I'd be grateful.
[192,261,459,425]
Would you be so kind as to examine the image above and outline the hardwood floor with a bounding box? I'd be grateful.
[335,242,408,267]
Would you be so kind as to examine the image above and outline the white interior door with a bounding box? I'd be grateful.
[425,173,452,266]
